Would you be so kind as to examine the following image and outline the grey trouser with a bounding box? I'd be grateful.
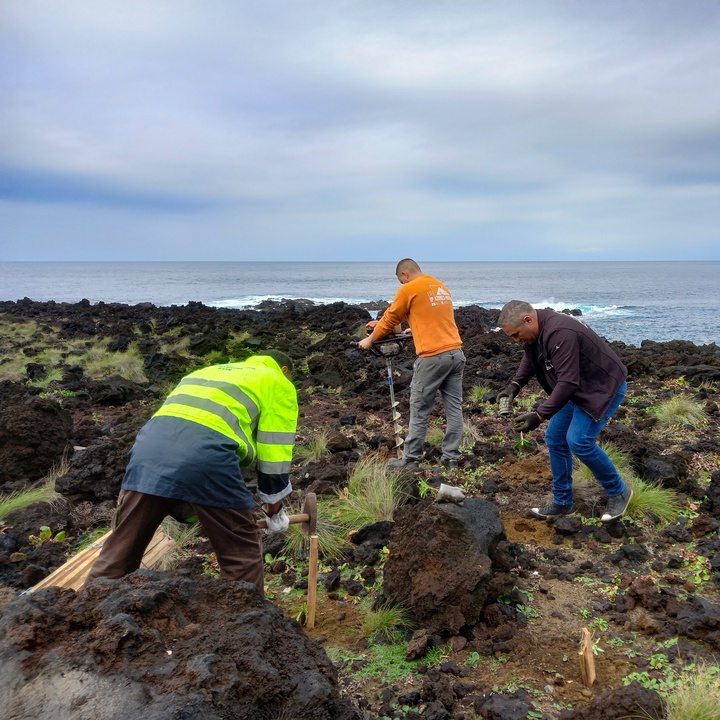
[84,490,265,592]
[403,348,465,462]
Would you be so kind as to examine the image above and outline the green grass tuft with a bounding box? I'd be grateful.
[628,477,682,524]
[336,455,410,532]
[666,663,720,720]
[84,341,148,383]
[573,442,633,487]
[359,599,416,640]
[459,417,483,454]
[0,479,58,522]
[225,332,251,358]
[281,496,346,560]
[33,368,65,388]
[346,639,420,682]
[425,424,444,448]
[76,526,111,552]
[159,336,191,355]
[467,383,491,404]
[294,430,331,465]
[202,350,229,365]
[573,444,680,524]
[654,395,706,428]
[0,356,30,382]
[156,518,202,570]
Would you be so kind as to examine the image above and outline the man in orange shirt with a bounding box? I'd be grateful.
[359,259,465,470]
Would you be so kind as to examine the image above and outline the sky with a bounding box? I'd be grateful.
[1,1,719,262]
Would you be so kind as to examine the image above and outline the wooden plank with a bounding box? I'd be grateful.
[140,532,177,570]
[27,528,176,593]
[29,530,112,592]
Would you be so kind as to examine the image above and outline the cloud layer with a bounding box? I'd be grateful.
[2,1,719,260]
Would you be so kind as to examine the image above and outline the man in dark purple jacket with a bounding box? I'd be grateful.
[497,300,632,523]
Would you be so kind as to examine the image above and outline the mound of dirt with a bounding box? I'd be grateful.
[0,569,360,720]
[384,498,514,635]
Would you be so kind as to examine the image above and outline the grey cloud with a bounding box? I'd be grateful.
[0,165,228,212]
[1,0,719,260]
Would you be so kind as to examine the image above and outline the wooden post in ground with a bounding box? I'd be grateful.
[306,534,319,629]
[579,627,596,688]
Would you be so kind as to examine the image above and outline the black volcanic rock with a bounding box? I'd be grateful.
[0,396,73,492]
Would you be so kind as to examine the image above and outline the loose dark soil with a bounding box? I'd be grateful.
[0,298,719,719]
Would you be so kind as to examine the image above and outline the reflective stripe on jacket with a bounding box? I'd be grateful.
[153,356,298,502]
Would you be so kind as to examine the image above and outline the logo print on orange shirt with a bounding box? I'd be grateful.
[428,285,452,306]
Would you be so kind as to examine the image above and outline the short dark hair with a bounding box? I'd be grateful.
[395,258,421,275]
[262,349,293,373]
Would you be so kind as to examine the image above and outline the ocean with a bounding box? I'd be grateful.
[0,261,717,347]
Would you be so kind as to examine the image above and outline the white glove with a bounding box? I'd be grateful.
[264,507,290,533]
[436,483,466,505]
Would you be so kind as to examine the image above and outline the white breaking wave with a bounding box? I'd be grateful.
[210,295,635,320]
[532,300,633,318]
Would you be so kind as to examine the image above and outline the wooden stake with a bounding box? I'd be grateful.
[579,626,596,688]
[306,534,319,629]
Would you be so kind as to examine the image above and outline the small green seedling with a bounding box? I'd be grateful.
[28,526,66,546]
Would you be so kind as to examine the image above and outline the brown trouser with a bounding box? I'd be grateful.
[85,490,265,592]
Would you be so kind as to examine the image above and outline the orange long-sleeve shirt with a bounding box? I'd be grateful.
[375,274,462,357]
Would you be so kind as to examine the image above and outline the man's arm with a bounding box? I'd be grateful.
[511,352,535,388]
[359,287,409,351]
[256,380,298,504]
[358,322,389,351]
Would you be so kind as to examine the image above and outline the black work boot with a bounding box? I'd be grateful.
[529,501,576,519]
[387,458,420,470]
[601,486,633,523]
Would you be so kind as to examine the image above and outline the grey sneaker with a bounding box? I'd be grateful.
[601,486,633,523]
[529,502,576,519]
[387,458,420,470]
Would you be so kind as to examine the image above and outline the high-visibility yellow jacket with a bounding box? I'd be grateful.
[140,356,297,505]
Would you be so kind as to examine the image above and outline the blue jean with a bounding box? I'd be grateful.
[544,382,627,506]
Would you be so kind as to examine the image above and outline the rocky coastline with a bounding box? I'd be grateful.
[0,297,719,720]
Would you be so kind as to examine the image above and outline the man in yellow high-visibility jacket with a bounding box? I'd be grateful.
[86,351,298,593]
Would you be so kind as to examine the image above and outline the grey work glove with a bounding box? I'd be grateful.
[263,506,290,533]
